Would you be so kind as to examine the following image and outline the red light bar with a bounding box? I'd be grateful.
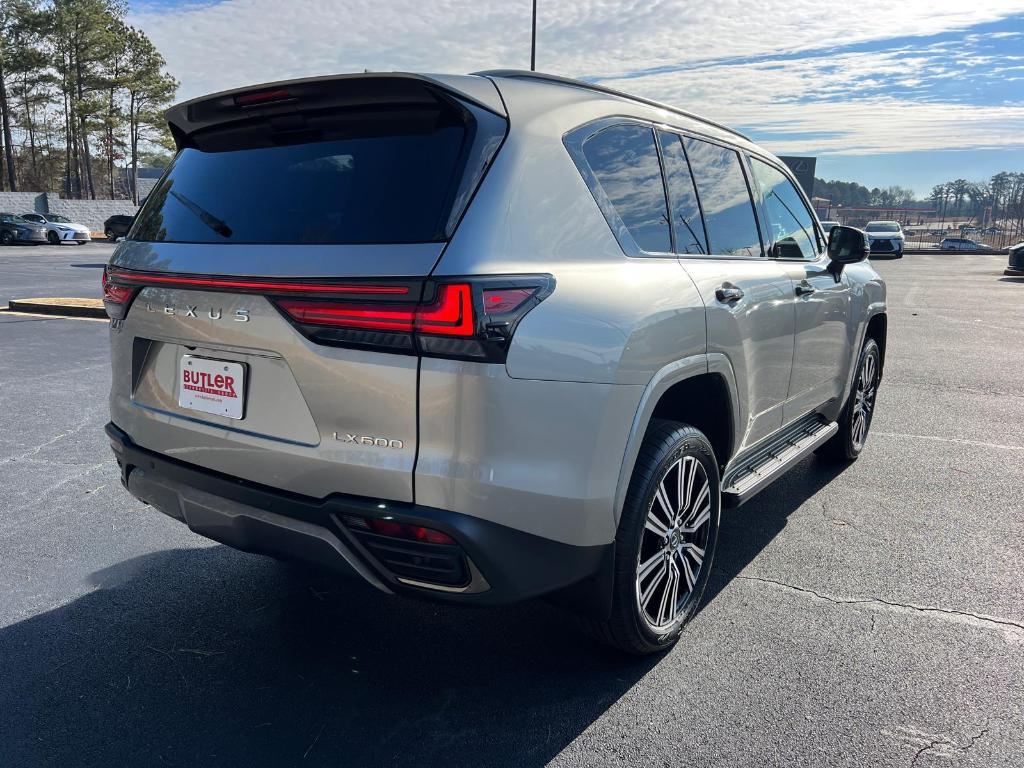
[234,89,293,106]
[276,283,474,337]
[276,299,416,331]
[415,284,473,336]
[105,268,409,296]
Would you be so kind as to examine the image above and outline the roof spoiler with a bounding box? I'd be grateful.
[164,72,506,149]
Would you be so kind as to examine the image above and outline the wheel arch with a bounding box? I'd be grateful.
[864,311,887,379]
[613,354,739,528]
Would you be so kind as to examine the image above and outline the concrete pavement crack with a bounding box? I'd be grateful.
[738,576,1024,636]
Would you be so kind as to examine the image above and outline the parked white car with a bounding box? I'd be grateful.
[864,221,904,258]
[20,212,91,245]
[939,237,993,252]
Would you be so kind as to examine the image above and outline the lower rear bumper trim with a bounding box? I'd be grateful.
[106,422,612,608]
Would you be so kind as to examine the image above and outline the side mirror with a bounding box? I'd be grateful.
[827,225,869,265]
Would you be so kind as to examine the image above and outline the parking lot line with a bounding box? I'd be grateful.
[872,431,1024,452]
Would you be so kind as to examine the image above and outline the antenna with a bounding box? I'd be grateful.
[531,0,537,71]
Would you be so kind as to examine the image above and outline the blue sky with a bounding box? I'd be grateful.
[130,1,1024,197]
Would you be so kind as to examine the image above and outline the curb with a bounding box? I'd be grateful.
[5,298,107,319]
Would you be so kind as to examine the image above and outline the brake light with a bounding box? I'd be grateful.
[276,283,472,336]
[234,89,293,106]
[101,267,138,320]
[413,284,474,336]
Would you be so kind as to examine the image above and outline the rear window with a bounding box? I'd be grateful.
[132,113,471,245]
[581,123,672,254]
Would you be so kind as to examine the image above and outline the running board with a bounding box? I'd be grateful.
[721,417,838,507]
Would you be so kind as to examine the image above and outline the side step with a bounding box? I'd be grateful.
[721,417,838,508]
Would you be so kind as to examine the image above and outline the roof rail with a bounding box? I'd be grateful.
[473,70,751,143]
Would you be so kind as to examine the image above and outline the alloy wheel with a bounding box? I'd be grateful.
[635,455,712,631]
[851,350,878,450]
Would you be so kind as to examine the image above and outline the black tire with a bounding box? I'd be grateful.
[0,230,13,246]
[105,229,116,242]
[817,337,881,462]
[581,420,721,655]
[47,230,60,245]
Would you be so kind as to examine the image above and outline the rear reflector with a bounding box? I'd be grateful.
[342,514,456,545]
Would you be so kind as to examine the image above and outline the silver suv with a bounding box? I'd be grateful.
[104,71,886,654]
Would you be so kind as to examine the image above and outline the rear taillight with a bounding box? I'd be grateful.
[101,267,139,320]
[100,267,553,361]
[275,277,552,362]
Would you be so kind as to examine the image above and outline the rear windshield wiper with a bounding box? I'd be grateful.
[170,191,234,239]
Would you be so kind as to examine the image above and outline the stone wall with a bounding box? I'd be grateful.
[0,192,45,214]
[46,199,139,233]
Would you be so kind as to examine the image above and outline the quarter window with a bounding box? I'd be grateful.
[657,131,707,255]
[581,123,672,254]
[683,138,762,257]
[751,158,820,260]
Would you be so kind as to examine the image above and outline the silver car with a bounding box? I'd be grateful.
[20,212,92,244]
[939,237,993,251]
[104,71,887,654]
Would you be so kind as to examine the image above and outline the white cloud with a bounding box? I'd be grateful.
[600,46,1024,155]
[129,0,1024,155]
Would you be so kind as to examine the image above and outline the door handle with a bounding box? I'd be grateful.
[795,281,816,296]
[715,285,744,303]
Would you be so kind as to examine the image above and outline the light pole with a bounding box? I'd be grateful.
[531,0,537,71]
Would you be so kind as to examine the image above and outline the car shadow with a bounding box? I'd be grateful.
[1,456,847,767]
[69,263,107,269]
[700,455,846,611]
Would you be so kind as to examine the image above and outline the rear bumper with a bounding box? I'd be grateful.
[106,422,611,608]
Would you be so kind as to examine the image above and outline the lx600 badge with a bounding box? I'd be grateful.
[333,432,405,449]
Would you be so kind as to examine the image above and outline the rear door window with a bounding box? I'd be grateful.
[580,123,672,254]
[750,158,821,260]
[657,131,707,255]
[683,138,763,257]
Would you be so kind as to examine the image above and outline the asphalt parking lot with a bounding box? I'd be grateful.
[1,252,1022,767]
[0,241,110,306]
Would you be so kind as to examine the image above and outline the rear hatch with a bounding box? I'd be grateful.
[106,74,507,503]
